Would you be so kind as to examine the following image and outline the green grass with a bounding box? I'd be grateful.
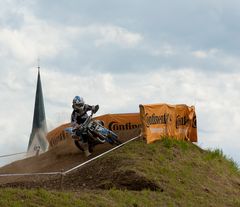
[0,188,177,207]
[204,148,239,173]
[0,137,239,207]
[101,137,240,206]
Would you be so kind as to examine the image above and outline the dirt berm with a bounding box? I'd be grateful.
[0,129,144,190]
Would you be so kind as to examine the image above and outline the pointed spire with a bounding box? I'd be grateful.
[27,63,48,155]
[37,58,40,73]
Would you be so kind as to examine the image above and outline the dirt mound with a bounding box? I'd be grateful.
[0,129,142,190]
[60,150,160,191]
[0,167,159,192]
[0,137,86,174]
[0,129,140,174]
[0,139,160,192]
[1,137,239,207]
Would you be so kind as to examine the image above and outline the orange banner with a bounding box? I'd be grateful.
[139,103,197,144]
[47,113,142,149]
[47,123,71,148]
[96,113,141,132]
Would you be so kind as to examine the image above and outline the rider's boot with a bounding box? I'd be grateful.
[89,143,94,153]
[82,142,91,157]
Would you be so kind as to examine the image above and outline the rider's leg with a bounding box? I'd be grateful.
[75,130,83,142]
[74,130,91,156]
[81,133,88,143]
[81,133,91,156]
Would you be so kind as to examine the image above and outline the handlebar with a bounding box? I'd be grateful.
[80,109,95,129]
[76,105,98,130]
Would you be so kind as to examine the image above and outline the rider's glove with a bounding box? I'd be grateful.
[92,104,99,114]
[73,124,83,132]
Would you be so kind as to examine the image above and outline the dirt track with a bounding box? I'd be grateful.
[0,129,143,190]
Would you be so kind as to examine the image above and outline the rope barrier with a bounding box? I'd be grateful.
[0,152,26,158]
[0,134,141,177]
[0,171,62,177]
[64,134,141,175]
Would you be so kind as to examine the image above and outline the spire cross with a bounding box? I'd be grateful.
[37,58,40,72]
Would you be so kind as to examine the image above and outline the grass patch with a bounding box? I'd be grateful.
[161,137,190,151]
[0,188,87,207]
[205,148,239,173]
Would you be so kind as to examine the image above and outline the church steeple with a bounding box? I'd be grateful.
[27,64,48,155]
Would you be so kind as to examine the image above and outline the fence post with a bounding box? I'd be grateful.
[60,170,65,191]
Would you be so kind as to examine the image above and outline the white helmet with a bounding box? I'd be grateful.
[72,96,85,111]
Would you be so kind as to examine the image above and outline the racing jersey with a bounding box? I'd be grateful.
[71,104,95,130]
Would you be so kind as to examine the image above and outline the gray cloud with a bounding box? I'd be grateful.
[31,0,240,52]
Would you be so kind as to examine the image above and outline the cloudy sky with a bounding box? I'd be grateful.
[0,0,239,167]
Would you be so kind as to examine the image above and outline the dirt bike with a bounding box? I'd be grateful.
[65,110,122,153]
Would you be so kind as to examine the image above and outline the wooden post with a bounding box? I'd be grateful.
[60,170,65,191]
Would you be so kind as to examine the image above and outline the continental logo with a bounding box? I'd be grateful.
[144,113,172,127]
[176,115,189,129]
[109,121,141,131]
[175,115,197,129]
[192,116,197,128]
[49,131,66,147]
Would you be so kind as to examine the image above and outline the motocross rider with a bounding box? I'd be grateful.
[71,96,99,156]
